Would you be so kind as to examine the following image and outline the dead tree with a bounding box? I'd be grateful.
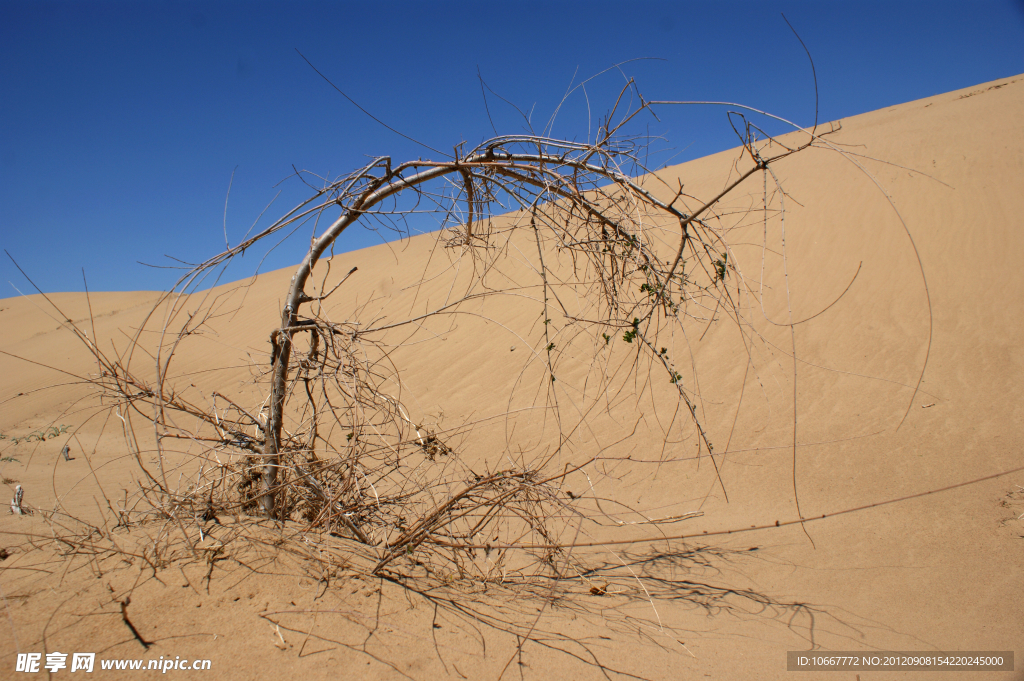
[53,81,829,580]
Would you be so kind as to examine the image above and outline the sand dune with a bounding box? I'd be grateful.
[2,74,1022,680]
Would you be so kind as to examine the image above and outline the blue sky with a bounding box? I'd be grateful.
[2,1,1022,294]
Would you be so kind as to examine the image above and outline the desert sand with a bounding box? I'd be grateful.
[2,74,1023,680]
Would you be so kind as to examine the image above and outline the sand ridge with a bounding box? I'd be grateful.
[2,74,1023,680]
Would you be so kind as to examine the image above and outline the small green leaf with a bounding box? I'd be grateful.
[714,252,728,282]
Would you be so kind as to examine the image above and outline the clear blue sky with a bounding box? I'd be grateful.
[2,1,1022,294]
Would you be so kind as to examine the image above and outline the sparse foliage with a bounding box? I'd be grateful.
[0,424,70,445]
[7,78,858,676]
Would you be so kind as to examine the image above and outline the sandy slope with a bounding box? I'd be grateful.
[2,74,1023,680]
